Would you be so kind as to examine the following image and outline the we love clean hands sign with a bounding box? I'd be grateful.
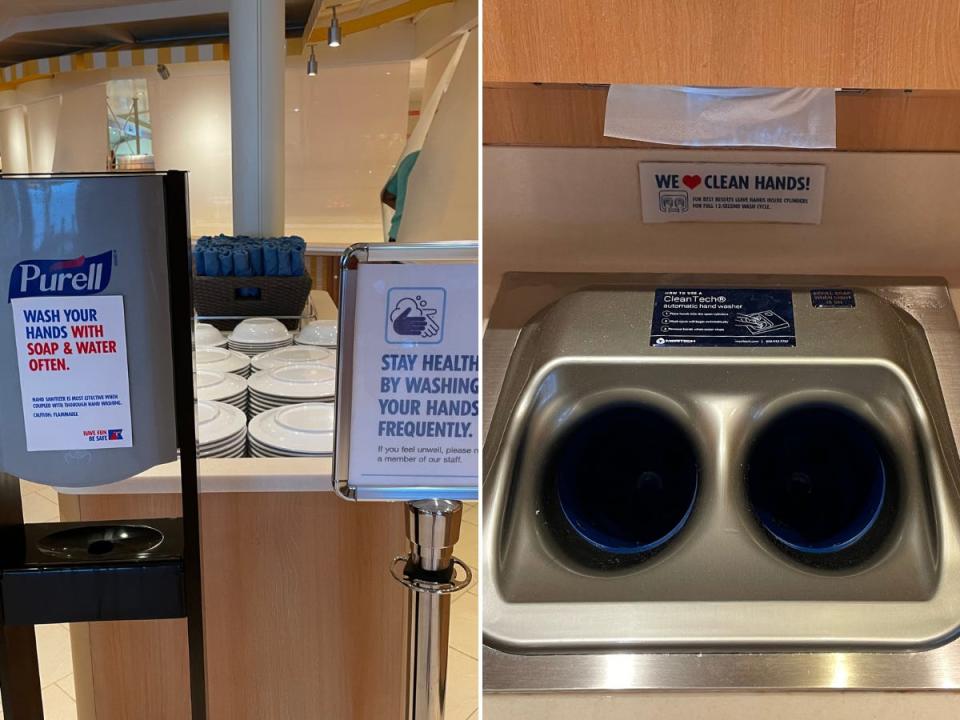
[639,162,826,224]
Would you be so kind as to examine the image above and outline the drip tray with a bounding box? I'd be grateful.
[483,278,960,653]
[1,518,185,625]
[36,524,166,562]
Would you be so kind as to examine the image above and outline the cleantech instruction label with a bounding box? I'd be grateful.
[650,288,796,347]
[348,263,478,489]
[12,295,134,451]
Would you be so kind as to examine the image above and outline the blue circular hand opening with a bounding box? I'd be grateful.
[550,403,699,555]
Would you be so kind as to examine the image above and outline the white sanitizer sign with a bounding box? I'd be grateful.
[348,263,478,492]
[11,294,133,452]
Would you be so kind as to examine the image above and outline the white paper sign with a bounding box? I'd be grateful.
[12,295,134,451]
[348,263,478,490]
[639,162,825,224]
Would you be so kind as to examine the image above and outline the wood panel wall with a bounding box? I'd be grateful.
[305,255,341,301]
[483,86,960,152]
[484,0,960,89]
[61,492,407,720]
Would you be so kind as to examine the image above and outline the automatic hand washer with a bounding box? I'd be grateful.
[483,274,960,662]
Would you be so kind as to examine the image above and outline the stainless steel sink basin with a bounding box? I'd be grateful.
[483,274,960,666]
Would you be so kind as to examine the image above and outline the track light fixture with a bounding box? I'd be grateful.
[306,45,318,76]
[328,5,342,48]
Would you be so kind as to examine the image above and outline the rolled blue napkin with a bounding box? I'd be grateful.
[248,245,263,275]
[203,248,220,276]
[277,244,292,276]
[291,248,304,276]
[193,246,206,276]
[218,249,234,276]
[233,248,252,277]
[263,241,279,276]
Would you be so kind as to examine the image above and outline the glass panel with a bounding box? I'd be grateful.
[106,79,154,167]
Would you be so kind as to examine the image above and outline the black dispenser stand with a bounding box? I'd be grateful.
[163,170,209,720]
[0,474,44,718]
[0,171,207,719]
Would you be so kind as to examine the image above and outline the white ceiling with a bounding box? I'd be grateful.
[0,0,317,67]
[1,0,172,21]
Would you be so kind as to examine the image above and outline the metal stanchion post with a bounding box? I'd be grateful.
[391,499,472,720]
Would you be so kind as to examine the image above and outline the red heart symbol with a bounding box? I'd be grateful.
[682,174,702,190]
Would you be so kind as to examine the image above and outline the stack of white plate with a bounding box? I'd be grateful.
[248,363,335,414]
[228,317,293,356]
[295,319,338,347]
[196,399,247,458]
[248,403,335,457]
[195,322,227,348]
[195,369,248,413]
[195,346,251,378]
[251,345,336,373]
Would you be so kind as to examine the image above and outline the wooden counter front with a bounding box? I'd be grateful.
[59,492,408,720]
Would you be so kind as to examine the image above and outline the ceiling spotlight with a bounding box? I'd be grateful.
[156,63,170,80]
[328,5,342,48]
[306,45,318,76]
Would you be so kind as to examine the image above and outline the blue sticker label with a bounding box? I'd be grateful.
[8,250,114,302]
[651,288,796,347]
[811,288,855,308]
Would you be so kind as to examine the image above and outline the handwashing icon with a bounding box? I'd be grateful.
[390,295,441,338]
[735,310,791,335]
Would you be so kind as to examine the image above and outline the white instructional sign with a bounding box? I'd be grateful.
[12,295,134,451]
[639,162,825,224]
[348,263,478,490]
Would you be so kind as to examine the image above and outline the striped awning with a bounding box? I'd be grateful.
[1,42,237,92]
[0,0,458,93]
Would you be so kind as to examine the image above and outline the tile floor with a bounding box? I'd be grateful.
[447,501,480,720]
[2,484,479,720]
[3,481,78,720]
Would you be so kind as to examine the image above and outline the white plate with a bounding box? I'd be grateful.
[296,319,338,347]
[198,433,247,450]
[249,390,334,403]
[252,345,336,372]
[199,447,246,458]
[248,403,335,454]
[229,339,292,348]
[248,400,332,416]
[229,318,292,344]
[248,446,329,458]
[195,346,251,375]
[195,369,248,403]
[248,363,336,399]
[197,427,245,447]
[199,438,246,455]
[248,440,331,457]
[229,340,293,357]
[196,400,247,446]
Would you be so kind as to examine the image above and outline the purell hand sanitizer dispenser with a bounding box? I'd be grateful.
[0,173,208,719]
[0,174,178,487]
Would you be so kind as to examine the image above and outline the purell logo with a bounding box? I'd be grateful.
[8,251,114,301]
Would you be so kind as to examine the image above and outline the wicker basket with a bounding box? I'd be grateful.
[192,274,313,331]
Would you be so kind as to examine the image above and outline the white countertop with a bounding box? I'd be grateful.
[56,457,332,495]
